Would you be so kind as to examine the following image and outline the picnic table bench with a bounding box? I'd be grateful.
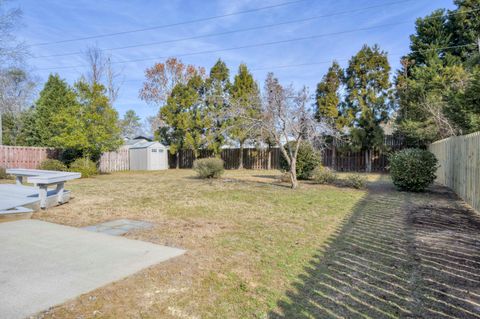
[6,169,81,209]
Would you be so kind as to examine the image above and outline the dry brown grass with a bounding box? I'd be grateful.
[9,170,478,318]
[32,170,366,318]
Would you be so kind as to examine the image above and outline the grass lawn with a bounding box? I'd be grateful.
[32,170,369,318]
[18,169,480,318]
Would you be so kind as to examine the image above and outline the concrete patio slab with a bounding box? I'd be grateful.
[0,220,185,319]
[82,218,153,236]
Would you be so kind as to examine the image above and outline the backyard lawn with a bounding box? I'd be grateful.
[26,170,480,319]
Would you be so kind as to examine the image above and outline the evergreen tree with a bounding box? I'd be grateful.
[72,80,122,159]
[2,108,37,146]
[183,75,208,156]
[34,74,79,146]
[160,74,207,164]
[396,1,480,143]
[408,9,453,66]
[345,45,392,172]
[315,61,345,128]
[229,64,261,169]
[205,59,230,155]
[448,0,480,65]
[43,78,122,160]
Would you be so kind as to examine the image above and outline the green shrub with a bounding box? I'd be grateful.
[39,159,67,171]
[69,157,98,178]
[389,148,438,192]
[311,166,337,184]
[279,142,322,180]
[0,167,7,179]
[193,158,224,179]
[344,173,367,189]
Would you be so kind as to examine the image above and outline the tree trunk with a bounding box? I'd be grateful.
[267,146,272,170]
[365,149,372,173]
[290,160,298,189]
[238,142,244,169]
[0,112,3,145]
[332,141,336,171]
[176,152,180,169]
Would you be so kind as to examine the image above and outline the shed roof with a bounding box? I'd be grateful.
[129,141,167,149]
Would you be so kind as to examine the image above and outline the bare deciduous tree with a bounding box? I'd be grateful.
[84,46,123,104]
[106,56,122,104]
[228,72,333,189]
[423,94,458,138]
[0,1,32,144]
[0,68,36,114]
[0,1,26,66]
[85,46,105,86]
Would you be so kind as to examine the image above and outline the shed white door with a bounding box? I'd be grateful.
[149,148,167,170]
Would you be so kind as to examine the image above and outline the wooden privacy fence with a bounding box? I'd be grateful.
[322,148,391,172]
[0,135,404,172]
[0,145,57,169]
[168,148,282,169]
[99,146,129,173]
[429,132,480,212]
[168,147,396,171]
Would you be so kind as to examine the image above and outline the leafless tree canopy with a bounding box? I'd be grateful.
[84,46,123,104]
[423,94,457,138]
[0,68,36,114]
[226,72,334,188]
[0,2,35,115]
[0,1,26,66]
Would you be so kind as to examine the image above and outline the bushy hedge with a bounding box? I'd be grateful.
[389,148,438,192]
[69,157,98,178]
[0,167,8,179]
[193,158,224,179]
[344,173,367,189]
[311,166,337,184]
[279,142,322,180]
[39,159,68,171]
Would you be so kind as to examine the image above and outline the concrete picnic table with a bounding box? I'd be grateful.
[6,169,81,209]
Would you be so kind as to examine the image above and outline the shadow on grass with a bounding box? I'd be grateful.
[269,183,480,319]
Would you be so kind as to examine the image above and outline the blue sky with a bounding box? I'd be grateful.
[17,0,454,123]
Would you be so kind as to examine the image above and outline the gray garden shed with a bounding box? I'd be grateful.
[129,142,169,170]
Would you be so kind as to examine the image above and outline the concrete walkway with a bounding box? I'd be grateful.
[0,220,185,319]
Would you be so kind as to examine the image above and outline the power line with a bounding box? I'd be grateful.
[252,43,477,71]
[36,21,413,71]
[30,0,420,59]
[27,0,307,47]
[117,42,478,83]
[30,1,479,59]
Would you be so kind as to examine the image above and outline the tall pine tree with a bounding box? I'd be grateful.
[345,45,392,172]
[205,59,230,155]
[229,64,260,169]
[34,74,79,147]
